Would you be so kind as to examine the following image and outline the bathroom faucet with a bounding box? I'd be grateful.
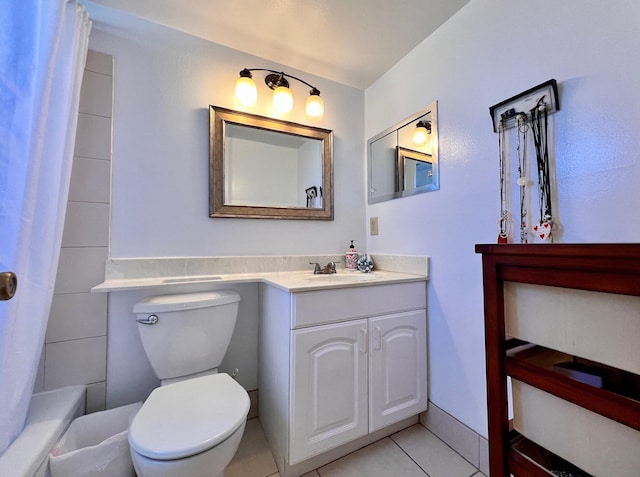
[309,262,337,274]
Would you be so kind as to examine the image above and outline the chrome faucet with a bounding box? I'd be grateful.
[309,261,337,274]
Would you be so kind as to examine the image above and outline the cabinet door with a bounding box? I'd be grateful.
[290,319,368,464]
[369,310,428,432]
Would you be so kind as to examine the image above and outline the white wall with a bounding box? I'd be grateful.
[83,3,365,406]
[365,0,640,436]
[85,2,365,258]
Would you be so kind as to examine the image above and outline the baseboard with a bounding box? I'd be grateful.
[420,401,489,475]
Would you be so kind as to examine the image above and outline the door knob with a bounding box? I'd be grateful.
[0,272,17,301]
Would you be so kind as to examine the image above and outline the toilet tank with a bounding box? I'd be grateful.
[133,291,240,381]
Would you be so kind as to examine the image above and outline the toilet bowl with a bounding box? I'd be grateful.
[129,373,249,477]
[129,291,249,477]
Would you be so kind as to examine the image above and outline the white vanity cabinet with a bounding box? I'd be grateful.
[259,281,427,476]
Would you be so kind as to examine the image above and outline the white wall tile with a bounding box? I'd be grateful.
[86,381,107,413]
[61,202,109,247]
[33,345,45,393]
[68,157,111,203]
[41,52,114,398]
[44,336,107,389]
[54,247,107,294]
[74,113,111,160]
[479,435,489,476]
[46,292,107,343]
[79,70,113,117]
[85,50,113,76]
[422,401,480,468]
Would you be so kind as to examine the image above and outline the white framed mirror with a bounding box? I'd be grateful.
[367,101,439,204]
[210,106,333,220]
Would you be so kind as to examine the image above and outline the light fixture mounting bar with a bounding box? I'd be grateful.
[242,68,320,93]
[264,73,289,90]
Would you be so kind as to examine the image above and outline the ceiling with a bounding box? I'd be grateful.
[86,0,469,89]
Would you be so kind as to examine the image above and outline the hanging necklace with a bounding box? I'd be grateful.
[516,114,529,243]
[531,101,553,241]
[497,120,511,243]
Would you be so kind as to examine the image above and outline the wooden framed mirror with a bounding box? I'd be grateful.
[210,106,333,220]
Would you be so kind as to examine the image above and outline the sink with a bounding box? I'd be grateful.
[301,272,381,283]
[160,275,222,283]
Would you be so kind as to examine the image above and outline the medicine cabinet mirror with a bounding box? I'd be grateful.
[367,101,439,204]
[210,106,334,220]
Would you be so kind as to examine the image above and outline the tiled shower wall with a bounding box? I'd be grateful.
[33,50,113,413]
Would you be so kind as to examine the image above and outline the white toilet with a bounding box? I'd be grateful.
[128,291,249,477]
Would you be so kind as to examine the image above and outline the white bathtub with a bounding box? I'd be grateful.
[0,386,86,477]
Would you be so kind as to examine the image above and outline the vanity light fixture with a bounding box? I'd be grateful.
[412,120,431,147]
[235,68,324,119]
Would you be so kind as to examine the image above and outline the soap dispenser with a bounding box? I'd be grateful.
[345,240,358,270]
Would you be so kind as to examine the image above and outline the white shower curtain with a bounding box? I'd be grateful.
[0,0,91,455]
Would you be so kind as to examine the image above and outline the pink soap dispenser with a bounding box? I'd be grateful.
[345,240,358,270]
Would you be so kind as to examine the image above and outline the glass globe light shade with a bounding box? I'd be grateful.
[413,125,429,147]
[272,86,293,114]
[305,93,324,119]
[235,76,257,107]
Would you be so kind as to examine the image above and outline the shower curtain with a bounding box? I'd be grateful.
[0,0,91,455]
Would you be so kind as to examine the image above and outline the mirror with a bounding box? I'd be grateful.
[367,101,439,204]
[210,106,333,219]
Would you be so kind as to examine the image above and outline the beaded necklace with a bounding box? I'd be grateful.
[516,114,529,243]
[497,120,512,243]
[530,101,553,241]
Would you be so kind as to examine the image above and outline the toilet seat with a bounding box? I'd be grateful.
[129,373,250,461]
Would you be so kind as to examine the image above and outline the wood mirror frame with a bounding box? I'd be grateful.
[210,106,334,220]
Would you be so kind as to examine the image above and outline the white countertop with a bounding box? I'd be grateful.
[92,269,427,293]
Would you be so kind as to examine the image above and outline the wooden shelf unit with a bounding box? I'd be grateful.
[475,244,640,477]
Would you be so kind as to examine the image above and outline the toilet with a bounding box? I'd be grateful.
[128,291,249,477]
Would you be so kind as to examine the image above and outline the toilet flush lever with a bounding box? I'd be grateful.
[137,314,159,325]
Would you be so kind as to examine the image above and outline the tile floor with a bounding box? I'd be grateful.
[226,419,486,477]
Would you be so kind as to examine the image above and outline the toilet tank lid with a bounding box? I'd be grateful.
[133,290,239,314]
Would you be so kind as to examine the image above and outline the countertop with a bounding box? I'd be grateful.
[92,269,427,293]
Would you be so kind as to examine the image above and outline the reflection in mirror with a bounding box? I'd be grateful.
[397,147,433,192]
[224,124,323,208]
[210,106,333,219]
[367,101,438,204]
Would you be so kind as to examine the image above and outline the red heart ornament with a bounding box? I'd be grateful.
[532,222,552,242]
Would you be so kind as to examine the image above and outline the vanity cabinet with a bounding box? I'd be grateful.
[259,281,427,476]
[291,310,427,463]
